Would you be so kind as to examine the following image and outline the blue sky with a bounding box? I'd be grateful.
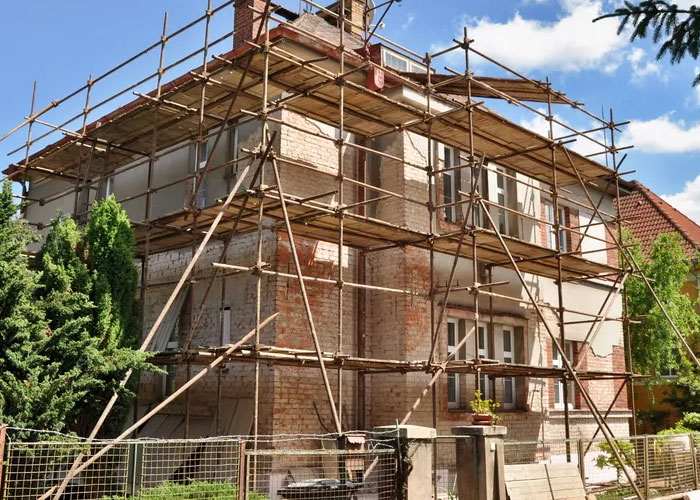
[1,0,700,220]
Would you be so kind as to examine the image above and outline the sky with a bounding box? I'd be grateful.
[1,0,700,221]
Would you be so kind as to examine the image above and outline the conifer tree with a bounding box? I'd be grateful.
[596,1,700,86]
[0,182,82,438]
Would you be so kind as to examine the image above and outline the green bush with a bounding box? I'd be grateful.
[102,481,268,500]
[595,440,636,485]
[659,411,700,435]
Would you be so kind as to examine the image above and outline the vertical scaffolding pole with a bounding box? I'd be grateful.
[73,76,94,220]
[138,12,169,437]
[20,81,37,215]
[546,76,571,461]
[253,0,273,473]
[610,107,638,435]
[336,2,346,432]
[423,48,440,500]
[464,29,482,397]
[185,0,214,439]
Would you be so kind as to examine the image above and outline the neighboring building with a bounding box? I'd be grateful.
[619,181,700,433]
[6,0,631,445]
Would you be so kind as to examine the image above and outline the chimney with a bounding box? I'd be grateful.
[325,0,366,38]
[234,0,267,49]
[346,0,367,37]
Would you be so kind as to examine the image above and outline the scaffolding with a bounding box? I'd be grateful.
[2,2,697,499]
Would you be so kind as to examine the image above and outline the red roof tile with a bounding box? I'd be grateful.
[617,181,700,258]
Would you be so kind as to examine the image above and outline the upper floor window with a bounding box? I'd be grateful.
[381,47,426,74]
[443,146,458,223]
[544,201,567,252]
[495,167,508,235]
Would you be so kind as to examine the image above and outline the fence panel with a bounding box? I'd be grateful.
[138,437,241,498]
[245,448,396,500]
[3,440,130,500]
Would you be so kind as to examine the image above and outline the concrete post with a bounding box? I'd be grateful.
[452,425,507,500]
[373,425,436,500]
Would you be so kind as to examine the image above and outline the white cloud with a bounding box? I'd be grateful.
[519,110,607,157]
[619,114,700,153]
[457,0,627,73]
[401,15,415,30]
[627,48,665,82]
[662,175,700,225]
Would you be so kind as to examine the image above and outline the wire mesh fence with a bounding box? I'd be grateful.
[433,436,459,500]
[2,439,131,500]
[503,433,700,500]
[245,447,396,500]
[0,432,397,500]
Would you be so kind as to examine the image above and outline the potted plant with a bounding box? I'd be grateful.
[470,390,501,426]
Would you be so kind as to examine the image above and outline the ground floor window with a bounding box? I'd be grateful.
[552,340,575,409]
[447,318,524,411]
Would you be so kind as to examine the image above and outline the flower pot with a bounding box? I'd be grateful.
[471,413,494,426]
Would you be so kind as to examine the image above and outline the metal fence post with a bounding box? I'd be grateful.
[0,424,7,498]
[237,440,247,500]
[576,438,585,486]
[690,433,699,490]
[643,435,649,500]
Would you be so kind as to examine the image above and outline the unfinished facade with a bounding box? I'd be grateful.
[5,1,667,469]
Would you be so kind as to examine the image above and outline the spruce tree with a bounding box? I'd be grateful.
[596,1,700,86]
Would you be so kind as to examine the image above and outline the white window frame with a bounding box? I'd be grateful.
[381,47,426,74]
[105,176,115,198]
[195,141,208,206]
[478,325,490,400]
[544,201,567,252]
[447,319,460,409]
[495,167,509,236]
[553,341,575,409]
[501,327,515,410]
[443,145,458,223]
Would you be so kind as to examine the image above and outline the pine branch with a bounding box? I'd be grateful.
[594,1,700,86]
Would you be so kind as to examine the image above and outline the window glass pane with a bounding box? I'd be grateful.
[448,374,457,404]
[503,330,511,352]
[504,378,514,404]
[478,327,486,357]
[384,51,408,72]
[479,374,488,398]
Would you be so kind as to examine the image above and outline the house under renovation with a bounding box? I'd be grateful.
[3,0,655,454]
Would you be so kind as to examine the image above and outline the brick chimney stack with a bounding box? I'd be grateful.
[343,0,367,37]
[234,0,266,49]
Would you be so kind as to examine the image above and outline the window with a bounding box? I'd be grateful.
[478,326,490,399]
[104,176,114,198]
[447,319,460,409]
[502,328,515,409]
[443,146,458,223]
[495,167,508,235]
[552,341,575,408]
[193,141,208,206]
[221,307,231,346]
[381,47,426,74]
[228,127,240,180]
[162,319,180,398]
[544,201,567,251]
